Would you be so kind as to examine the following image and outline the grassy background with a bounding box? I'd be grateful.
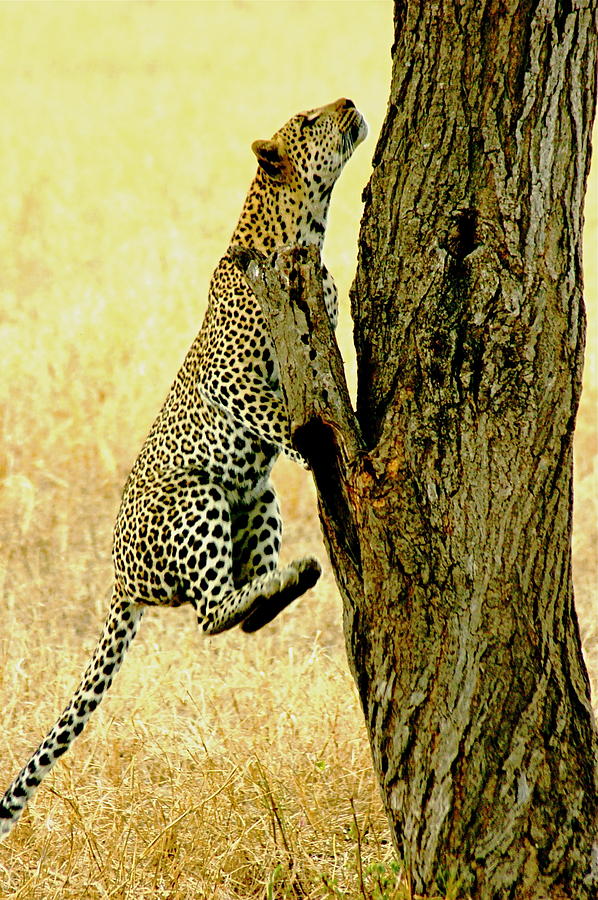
[0,3,595,898]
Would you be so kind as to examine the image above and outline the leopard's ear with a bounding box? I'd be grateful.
[251,138,290,183]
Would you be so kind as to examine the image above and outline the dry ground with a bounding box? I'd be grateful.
[0,4,596,899]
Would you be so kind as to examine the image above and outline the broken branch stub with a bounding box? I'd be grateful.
[230,243,363,468]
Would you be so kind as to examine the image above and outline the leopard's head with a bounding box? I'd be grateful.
[251,98,368,195]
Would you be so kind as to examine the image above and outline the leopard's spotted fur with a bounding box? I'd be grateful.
[0,98,367,835]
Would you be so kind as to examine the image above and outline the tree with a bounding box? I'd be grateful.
[235,1,598,897]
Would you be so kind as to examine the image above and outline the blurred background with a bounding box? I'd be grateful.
[0,3,595,898]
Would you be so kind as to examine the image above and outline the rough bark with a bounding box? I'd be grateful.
[235,2,598,896]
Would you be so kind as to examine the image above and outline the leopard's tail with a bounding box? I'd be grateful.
[0,589,143,838]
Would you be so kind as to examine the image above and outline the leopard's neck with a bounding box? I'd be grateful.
[230,169,331,254]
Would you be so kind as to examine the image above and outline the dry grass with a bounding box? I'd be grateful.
[0,3,595,899]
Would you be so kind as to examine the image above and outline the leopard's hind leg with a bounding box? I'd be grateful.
[117,473,320,636]
[230,483,321,633]
[188,482,321,635]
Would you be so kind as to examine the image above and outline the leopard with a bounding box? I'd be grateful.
[0,97,367,837]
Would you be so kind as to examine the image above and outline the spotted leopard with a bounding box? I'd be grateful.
[0,98,367,836]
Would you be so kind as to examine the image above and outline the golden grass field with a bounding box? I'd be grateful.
[0,3,596,899]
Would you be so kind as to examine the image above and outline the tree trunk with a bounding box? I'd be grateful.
[234,2,598,895]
